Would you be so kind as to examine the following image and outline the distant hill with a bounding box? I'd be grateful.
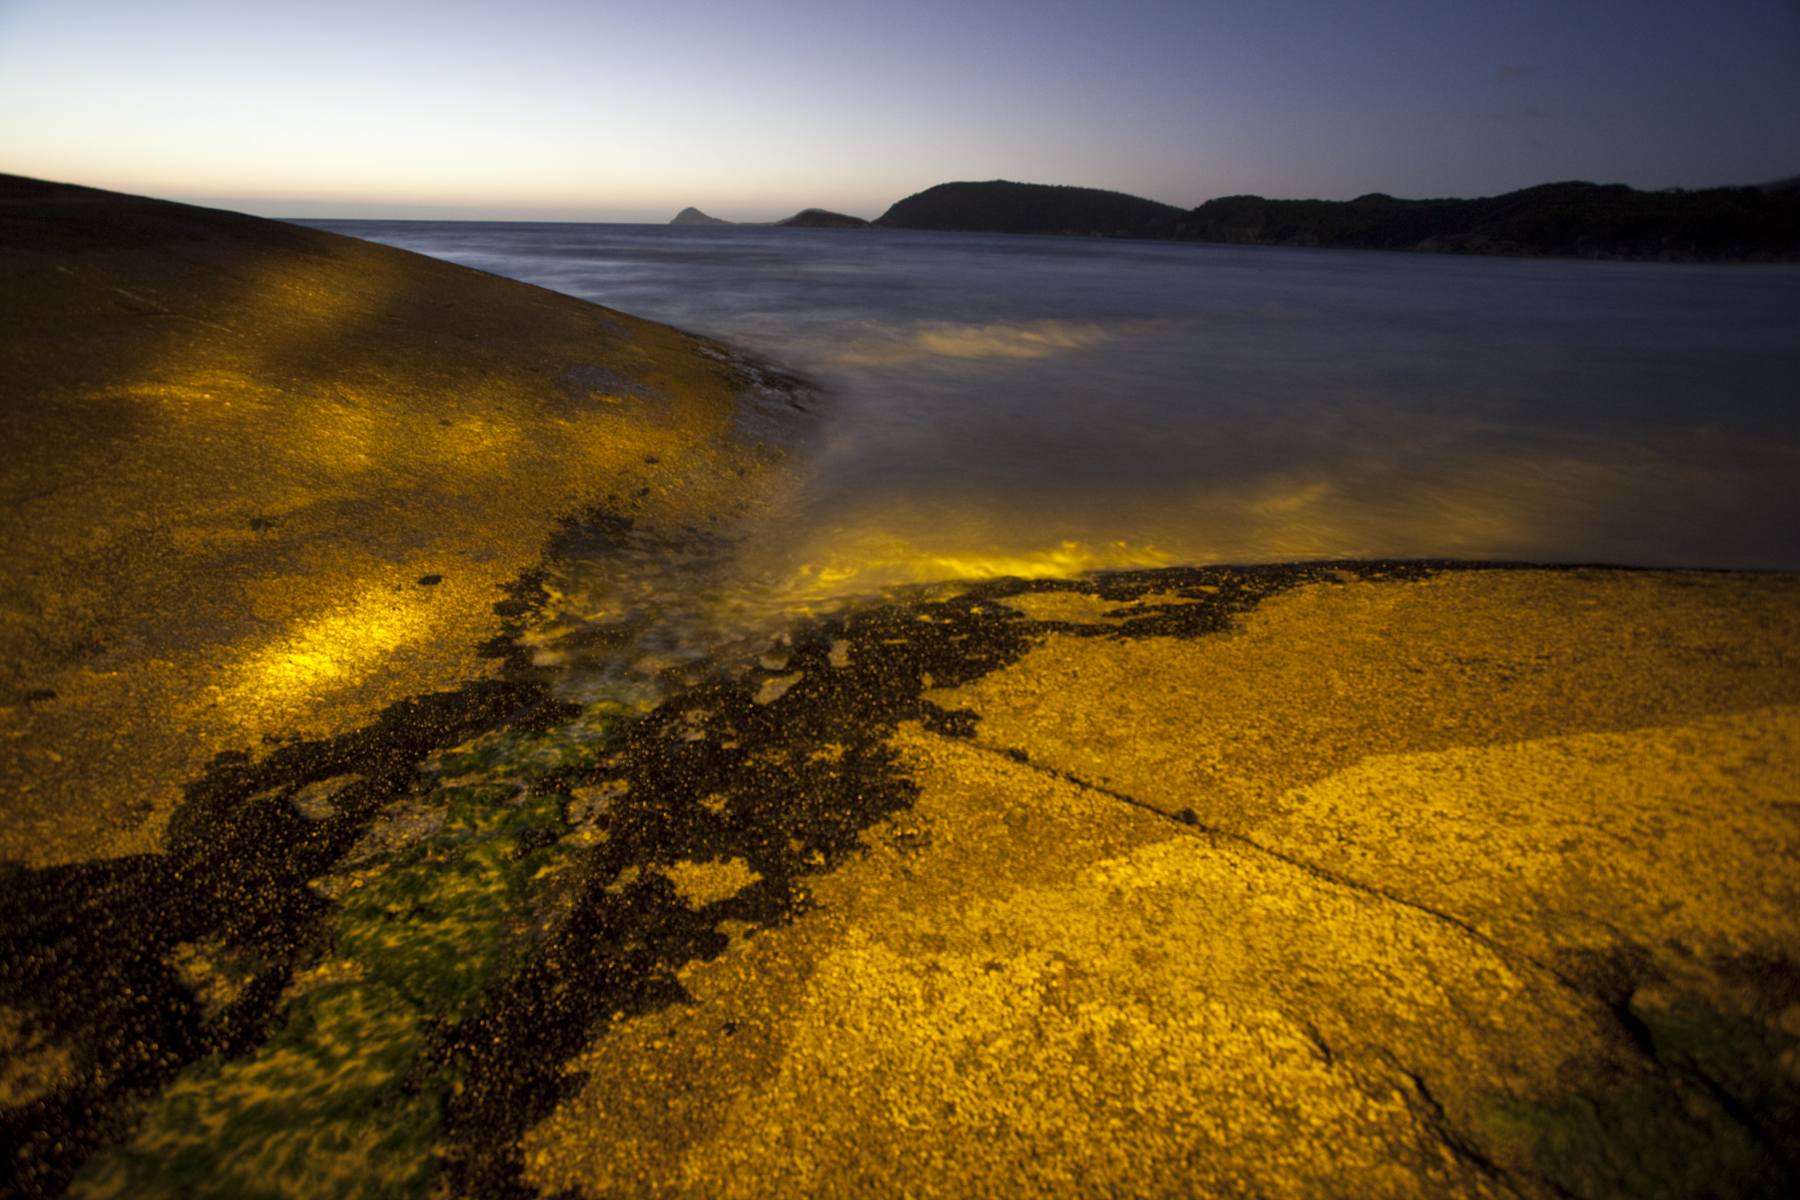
[857,177,1799,262]
[669,206,844,227]
[777,208,870,229]
[670,207,731,226]
[1183,182,1800,261]
[874,181,1186,238]
[681,178,1798,260]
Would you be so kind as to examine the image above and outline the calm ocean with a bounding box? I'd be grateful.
[297,219,1799,686]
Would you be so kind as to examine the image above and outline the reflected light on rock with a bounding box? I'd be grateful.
[795,538,1176,594]
[222,583,446,715]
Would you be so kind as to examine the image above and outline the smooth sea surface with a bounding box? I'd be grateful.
[299,219,1800,686]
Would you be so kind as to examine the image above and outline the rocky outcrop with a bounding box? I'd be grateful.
[0,172,820,1197]
[0,174,810,870]
[670,206,732,225]
[1181,180,1800,260]
[504,565,1800,1200]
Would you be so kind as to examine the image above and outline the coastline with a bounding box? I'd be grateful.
[674,177,1800,263]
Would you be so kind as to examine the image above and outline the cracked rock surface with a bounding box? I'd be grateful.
[4,563,1798,1198]
[522,567,1800,1200]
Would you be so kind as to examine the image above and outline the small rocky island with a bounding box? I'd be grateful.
[669,205,732,225]
[669,206,869,228]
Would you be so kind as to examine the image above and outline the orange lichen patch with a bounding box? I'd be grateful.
[522,726,1609,1199]
[522,920,828,1197]
[220,582,451,713]
[1256,705,1800,1016]
[927,569,1800,833]
[662,858,763,909]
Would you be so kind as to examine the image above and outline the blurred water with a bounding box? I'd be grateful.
[299,219,1800,688]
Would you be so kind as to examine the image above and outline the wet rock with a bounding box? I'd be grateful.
[287,773,364,821]
[753,672,804,705]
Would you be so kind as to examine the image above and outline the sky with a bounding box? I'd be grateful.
[1,0,1795,222]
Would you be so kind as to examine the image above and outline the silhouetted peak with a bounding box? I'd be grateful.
[670,207,731,226]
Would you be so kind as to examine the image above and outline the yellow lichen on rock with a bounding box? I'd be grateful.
[927,570,1800,832]
[1255,704,1800,1017]
[523,727,1615,1198]
[663,858,764,909]
[521,570,1799,1198]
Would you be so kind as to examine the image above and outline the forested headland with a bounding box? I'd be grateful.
[861,178,1800,262]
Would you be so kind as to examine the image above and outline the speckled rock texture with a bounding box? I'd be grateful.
[0,174,808,866]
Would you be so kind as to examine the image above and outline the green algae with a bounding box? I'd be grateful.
[1483,996,1800,1199]
[65,704,639,1199]
[68,983,438,1200]
[334,791,561,1021]
[434,700,640,783]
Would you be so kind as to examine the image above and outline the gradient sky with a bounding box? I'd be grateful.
[2,0,1795,221]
